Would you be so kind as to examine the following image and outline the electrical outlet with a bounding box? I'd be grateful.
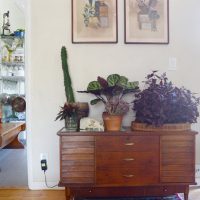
[195,164,200,177]
[40,153,48,161]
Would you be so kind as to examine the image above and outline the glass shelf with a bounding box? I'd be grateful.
[1,62,24,67]
[0,75,25,82]
[0,35,24,46]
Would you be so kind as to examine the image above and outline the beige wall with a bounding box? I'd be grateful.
[28,0,200,188]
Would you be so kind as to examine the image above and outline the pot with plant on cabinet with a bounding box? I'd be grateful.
[132,71,200,131]
[55,46,89,131]
[79,74,139,131]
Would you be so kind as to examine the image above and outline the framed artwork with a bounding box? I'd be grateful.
[125,0,169,44]
[72,0,118,43]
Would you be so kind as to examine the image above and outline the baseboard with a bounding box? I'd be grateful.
[190,178,200,188]
[195,178,200,186]
[28,181,64,190]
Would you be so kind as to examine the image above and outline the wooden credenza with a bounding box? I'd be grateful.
[57,129,197,200]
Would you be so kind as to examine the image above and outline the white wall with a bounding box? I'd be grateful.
[28,0,200,188]
[0,0,25,34]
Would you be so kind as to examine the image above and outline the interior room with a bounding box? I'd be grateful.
[0,0,27,188]
[0,0,200,200]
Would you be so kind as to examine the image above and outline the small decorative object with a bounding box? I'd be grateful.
[79,74,139,131]
[56,103,79,131]
[132,71,200,131]
[80,117,104,131]
[3,39,20,62]
[125,0,169,44]
[56,46,89,130]
[72,0,118,43]
[2,11,10,36]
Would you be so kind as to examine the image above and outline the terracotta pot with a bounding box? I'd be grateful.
[103,113,123,131]
[131,121,191,132]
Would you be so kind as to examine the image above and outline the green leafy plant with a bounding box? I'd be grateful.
[78,74,139,115]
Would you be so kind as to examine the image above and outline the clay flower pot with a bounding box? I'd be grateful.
[103,112,123,131]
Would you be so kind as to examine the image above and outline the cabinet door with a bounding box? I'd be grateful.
[60,136,95,184]
[96,136,159,186]
[160,135,195,183]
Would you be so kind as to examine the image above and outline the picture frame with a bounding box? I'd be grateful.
[124,0,169,44]
[72,0,118,43]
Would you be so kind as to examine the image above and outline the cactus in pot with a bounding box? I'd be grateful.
[56,46,89,130]
[61,46,75,103]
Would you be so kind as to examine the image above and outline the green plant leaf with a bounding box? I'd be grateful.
[107,74,120,86]
[126,81,139,89]
[118,76,128,87]
[90,98,102,105]
[87,81,101,91]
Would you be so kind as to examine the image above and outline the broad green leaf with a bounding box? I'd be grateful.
[118,76,128,87]
[107,74,120,86]
[126,81,139,89]
[87,81,101,91]
[90,98,102,105]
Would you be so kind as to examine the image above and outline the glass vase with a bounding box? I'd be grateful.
[65,116,78,132]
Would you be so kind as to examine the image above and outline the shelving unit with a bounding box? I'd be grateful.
[0,35,25,122]
[0,35,25,95]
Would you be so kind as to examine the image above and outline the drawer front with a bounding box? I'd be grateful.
[161,135,195,183]
[60,136,95,184]
[96,167,159,185]
[96,152,159,168]
[96,136,159,152]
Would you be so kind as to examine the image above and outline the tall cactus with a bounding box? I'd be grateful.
[61,46,75,103]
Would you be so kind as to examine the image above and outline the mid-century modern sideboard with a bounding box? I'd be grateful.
[57,129,197,200]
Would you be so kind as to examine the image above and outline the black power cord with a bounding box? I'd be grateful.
[41,159,58,188]
[44,171,58,189]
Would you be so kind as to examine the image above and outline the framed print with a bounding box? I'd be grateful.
[125,0,169,44]
[72,0,118,43]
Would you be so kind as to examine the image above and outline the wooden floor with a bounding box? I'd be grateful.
[0,188,199,200]
[0,189,66,200]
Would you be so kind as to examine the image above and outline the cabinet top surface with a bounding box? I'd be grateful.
[57,127,198,136]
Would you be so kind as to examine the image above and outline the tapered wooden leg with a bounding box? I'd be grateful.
[184,186,189,200]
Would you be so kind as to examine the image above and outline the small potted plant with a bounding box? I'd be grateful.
[79,74,139,131]
[56,46,89,130]
[55,103,79,130]
[132,71,200,131]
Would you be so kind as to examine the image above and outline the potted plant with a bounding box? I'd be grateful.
[132,71,200,131]
[56,46,89,130]
[79,74,139,131]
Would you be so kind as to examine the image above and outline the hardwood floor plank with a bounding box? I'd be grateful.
[0,188,199,200]
[0,189,66,200]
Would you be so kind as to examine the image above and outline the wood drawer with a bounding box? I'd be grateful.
[161,135,195,184]
[60,136,95,184]
[161,176,194,183]
[96,167,159,186]
[96,152,159,168]
[96,136,159,152]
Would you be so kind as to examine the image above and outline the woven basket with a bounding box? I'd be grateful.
[131,121,191,132]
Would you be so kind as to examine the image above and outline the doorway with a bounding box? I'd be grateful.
[0,0,27,188]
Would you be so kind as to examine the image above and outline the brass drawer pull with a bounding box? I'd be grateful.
[124,143,135,146]
[123,174,135,178]
[123,158,135,161]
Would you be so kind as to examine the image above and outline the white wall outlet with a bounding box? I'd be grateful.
[40,153,48,161]
[168,57,177,71]
[195,164,200,177]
